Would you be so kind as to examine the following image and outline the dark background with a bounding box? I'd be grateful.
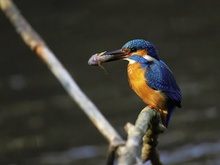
[0,0,220,164]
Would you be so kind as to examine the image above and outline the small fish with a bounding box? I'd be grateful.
[88,51,111,73]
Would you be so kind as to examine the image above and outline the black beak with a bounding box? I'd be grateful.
[102,49,128,61]
[88,49,128,66]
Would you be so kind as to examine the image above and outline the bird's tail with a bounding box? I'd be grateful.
[160,106,176,128]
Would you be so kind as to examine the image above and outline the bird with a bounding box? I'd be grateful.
[89,39,182,128]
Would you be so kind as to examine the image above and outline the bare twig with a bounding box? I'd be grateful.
[142,110,165,165]
[0,0,124,147]
[117,107,165,165]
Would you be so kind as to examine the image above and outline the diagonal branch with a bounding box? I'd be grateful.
[0,0,124,147]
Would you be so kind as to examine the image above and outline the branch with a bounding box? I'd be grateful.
[0,0,124,147]
[141,109,165,165]
[117,107,165,165]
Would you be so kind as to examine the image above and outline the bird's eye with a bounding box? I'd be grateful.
[130,47,137,52]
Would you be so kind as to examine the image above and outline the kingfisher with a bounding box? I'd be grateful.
[89,39,182,128]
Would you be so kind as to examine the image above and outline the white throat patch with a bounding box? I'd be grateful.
[124,58,135,64]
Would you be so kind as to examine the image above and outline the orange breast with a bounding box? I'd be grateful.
[127,63,166,109]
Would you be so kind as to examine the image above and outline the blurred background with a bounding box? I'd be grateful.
[0,0,220,164]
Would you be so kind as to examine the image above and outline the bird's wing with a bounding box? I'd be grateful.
[145,60,181,107]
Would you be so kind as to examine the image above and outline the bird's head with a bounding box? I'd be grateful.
[98,39,159,63]
[122,39,159,60]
